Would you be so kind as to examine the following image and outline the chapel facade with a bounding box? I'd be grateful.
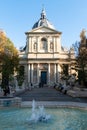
[19,9,75,87]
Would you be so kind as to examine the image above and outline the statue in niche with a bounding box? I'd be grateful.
[50,42,53,51]
[33,42,37,51]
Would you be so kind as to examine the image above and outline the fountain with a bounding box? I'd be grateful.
[0,105,87,129]
[28,100,51,123]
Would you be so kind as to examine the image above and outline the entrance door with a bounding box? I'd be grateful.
[41,71,47,85]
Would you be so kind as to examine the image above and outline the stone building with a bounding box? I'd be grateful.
[19,9,75,87]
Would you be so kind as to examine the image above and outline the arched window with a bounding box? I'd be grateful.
[40,38,47,51]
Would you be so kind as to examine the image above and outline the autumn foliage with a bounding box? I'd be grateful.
[0,30,19,91]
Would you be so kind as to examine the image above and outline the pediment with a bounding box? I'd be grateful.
[27,26,61,34]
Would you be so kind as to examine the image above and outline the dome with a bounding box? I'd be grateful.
[32,9,55,30]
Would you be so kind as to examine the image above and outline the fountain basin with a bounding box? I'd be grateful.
[0,97,21,107]
[0,107,87,130]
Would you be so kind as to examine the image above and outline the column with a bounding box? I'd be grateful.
[36,36,38,52]
[28,64,31,88]
[31,37,33,52]
[26,36,29,53]
[56,64,58,83]
[37,37,40,52]
[58,36,61,52]
[28,64,30,83]
[37,64,39,84]
[57,64,60,83]
[54,64,56,83]
[48,63,50,84]
[29,37,31,52]
[53,37,55,52]
[31,64,33,83]
[47,37,50,52]
[56,37,58,52]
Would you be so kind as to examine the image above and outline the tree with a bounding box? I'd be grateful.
[0,30,19,95]
[73,29,87,86]
[17,66,25,87]
[0,30,6,53]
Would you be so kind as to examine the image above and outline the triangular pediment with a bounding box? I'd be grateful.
[26,26,61,34]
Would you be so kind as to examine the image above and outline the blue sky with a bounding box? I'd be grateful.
[0,0,87,49]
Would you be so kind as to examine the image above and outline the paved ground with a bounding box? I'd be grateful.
[15,86,87,103]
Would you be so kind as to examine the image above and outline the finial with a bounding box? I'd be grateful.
[42,4,44,10]
[41,5,46,19]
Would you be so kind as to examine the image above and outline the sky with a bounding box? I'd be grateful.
[0,0,87,49]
